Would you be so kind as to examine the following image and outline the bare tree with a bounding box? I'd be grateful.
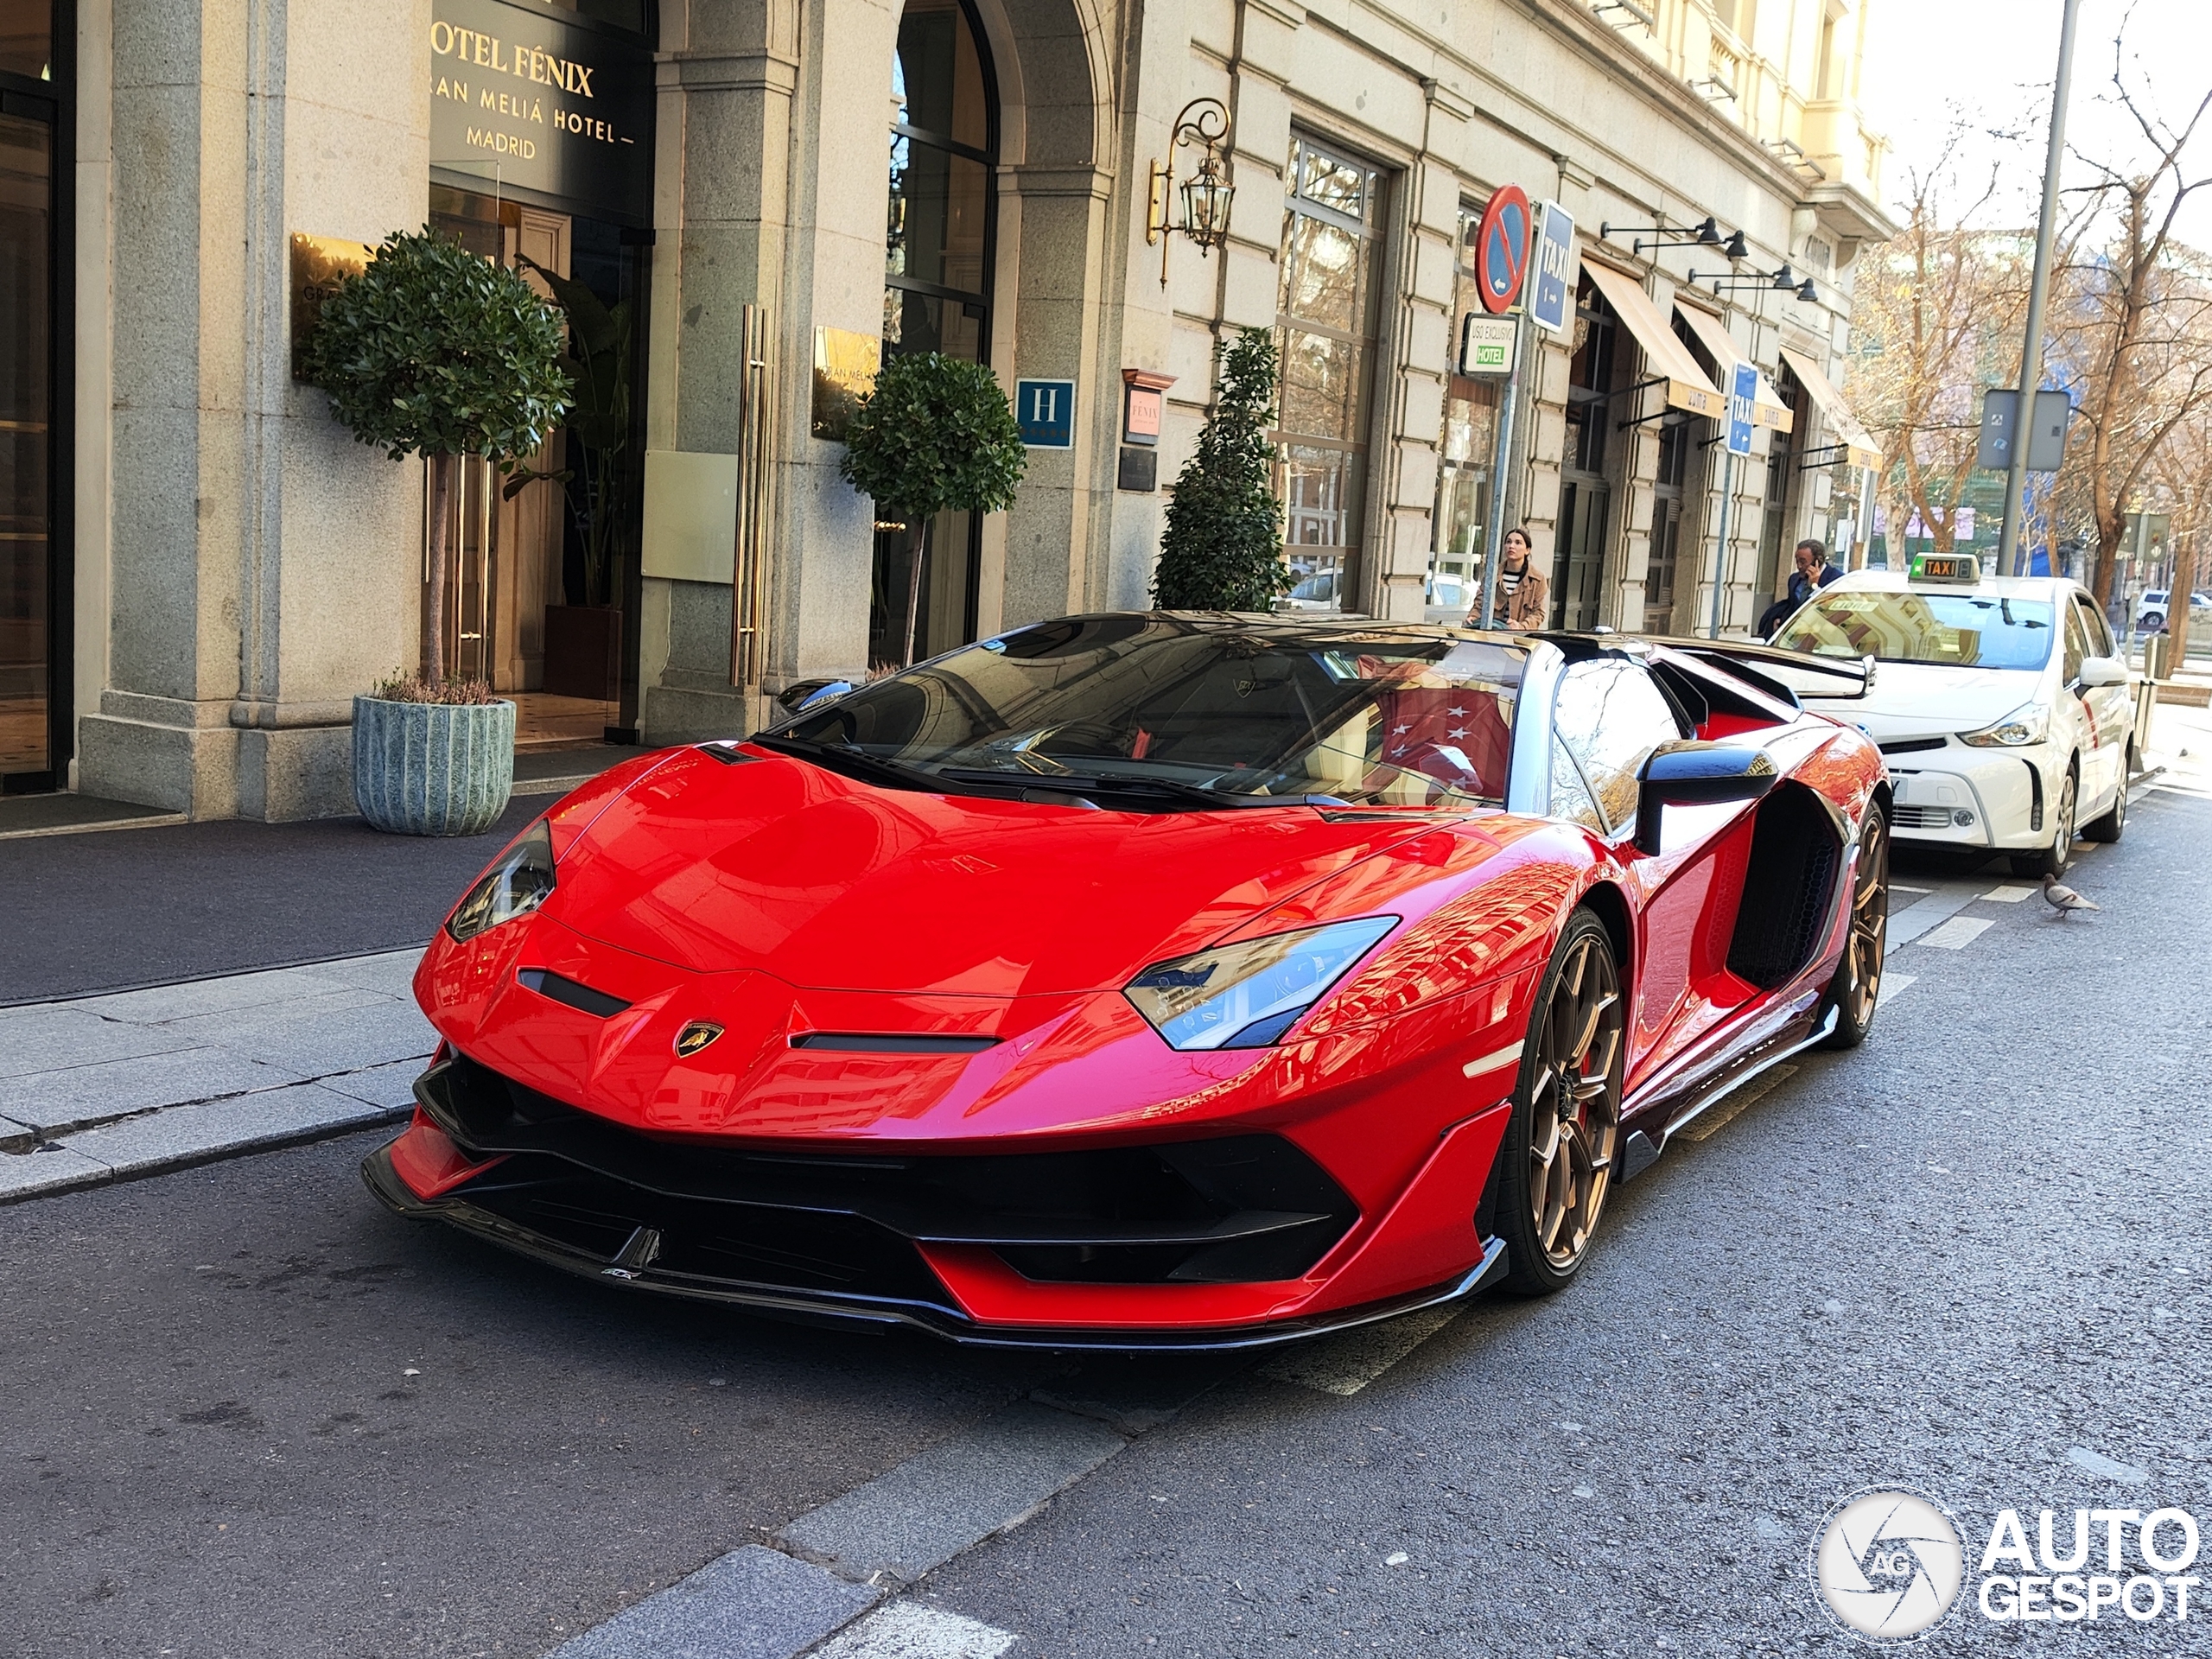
[2063,33,2212,607]
[2152,399,2212,665]
[1847,145,2028,555]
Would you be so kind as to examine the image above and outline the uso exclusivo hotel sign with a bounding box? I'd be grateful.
[429,0,653,224]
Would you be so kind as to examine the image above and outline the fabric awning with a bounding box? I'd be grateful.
[1581,262,1726,421]
[1673,302,1794,433]
[1778,346,1882,469]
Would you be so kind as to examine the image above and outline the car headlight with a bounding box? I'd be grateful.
[446,820,556,942]
[1960,703,2049,747]
[1125,918,1398,1052]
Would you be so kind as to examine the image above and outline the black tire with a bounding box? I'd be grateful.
[2081,766,2128,843]
[2143,613,2165,632]
[1821,803,1890,1050]
[1497,912,1626,1297]
[2011,764,2078,879]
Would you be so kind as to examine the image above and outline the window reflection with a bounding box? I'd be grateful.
[1430,205,1500,625]
[876,0,995,669]
[1275,136,1386,614]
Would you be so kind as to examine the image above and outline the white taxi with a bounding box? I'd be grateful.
[1771,555,2137,876]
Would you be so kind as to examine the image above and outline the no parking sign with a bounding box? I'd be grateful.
[1473,185,1532,315]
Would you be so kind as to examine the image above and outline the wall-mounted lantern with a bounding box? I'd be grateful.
[1147,99,1235,287]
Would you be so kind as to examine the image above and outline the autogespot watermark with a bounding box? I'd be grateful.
[1811,1487,2204,1641]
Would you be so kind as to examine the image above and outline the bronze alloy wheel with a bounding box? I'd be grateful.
[1822,804,1890,1049]
[1500,913,1624,1294]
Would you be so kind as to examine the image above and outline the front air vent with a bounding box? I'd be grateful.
[1878,737,1948,757]
[516,969,632,1019]
[787,1033,1000,1054]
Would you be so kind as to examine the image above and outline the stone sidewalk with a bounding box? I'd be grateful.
[0,949,430,1202]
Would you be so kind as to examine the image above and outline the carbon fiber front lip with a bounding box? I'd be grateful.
[361,1140,1510,1352]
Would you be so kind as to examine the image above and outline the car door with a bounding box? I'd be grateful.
[1549,657,1739,1079]
[2071,593,2132,811]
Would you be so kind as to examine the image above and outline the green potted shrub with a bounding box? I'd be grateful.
[303,227,571,835]
[1153,328,1290,611]
[840,352,1027,666]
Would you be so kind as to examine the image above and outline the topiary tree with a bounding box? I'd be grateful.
[1153,327,1288,611]
[840,352,1027,665]
[303,226,572,683]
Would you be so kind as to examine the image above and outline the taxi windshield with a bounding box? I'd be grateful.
[1776,589,2055,671]
[775,614,1527,809]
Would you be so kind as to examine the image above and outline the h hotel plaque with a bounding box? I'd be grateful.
[429,0,653,224]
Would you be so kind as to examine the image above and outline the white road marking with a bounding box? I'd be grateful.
[812,1604,1020,1659]
[1914,915,1994,950]
[1675,1064,1796,1144]
[2067,1446,2152,1485]
[1258,1305,1461,1396]
[1461,1039,1522,1079]
[1882,973,1918,1002]
[1885,884,1986,950]
[1980,885,2036,903]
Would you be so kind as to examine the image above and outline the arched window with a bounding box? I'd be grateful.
[874,0,998,666]
[886,0,995,361]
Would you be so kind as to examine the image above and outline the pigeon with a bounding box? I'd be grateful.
[2042,873,2101,918]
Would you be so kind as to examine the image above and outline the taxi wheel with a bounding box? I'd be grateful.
[1821,804,1889,1051]
[2081,766,2128,844]
[2011,766,2077,879]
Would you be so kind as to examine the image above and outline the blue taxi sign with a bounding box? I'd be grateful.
[1909,552,1982,584]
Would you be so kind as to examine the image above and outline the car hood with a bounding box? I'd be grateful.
[544,746,1462,997]
[1842,663,2047,740]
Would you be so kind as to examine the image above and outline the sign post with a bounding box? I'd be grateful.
[1707,360,1759,639]
[1465,186,1539,631]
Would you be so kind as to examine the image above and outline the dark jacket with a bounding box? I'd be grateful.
[1759,563,1840,637]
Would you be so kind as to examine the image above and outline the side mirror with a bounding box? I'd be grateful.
[777,677,855,713]
[2078,655,2128,689]
[1635,742,1778,855]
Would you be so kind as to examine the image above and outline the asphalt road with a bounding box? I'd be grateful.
[3,785,2207,1657]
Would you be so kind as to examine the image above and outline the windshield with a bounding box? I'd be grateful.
[1776,589,2055,671]
[775,615,1527,809]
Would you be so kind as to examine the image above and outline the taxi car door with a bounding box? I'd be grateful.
[2070,594,2132,811]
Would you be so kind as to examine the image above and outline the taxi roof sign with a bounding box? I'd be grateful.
[1909,552,1982,584]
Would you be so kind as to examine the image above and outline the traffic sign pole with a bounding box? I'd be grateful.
[1710,361,1759,639]
[1707,450,1735,640]
[1998,0,2082,577]
[1478,322,1529,629]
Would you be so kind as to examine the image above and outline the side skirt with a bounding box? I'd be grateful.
[1616,1001,1837,1184]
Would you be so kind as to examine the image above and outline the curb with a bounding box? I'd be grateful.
[0,1098,412,1207]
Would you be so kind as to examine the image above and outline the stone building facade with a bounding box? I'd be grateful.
[12,0,1891,817]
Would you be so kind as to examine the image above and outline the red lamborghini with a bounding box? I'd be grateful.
[366,614,1888,1348]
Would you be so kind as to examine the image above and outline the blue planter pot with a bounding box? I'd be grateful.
[352,696,516,836]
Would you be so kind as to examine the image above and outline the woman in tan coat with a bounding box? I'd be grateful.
[1494,525,1548,630]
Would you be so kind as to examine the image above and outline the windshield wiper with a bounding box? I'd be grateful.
[938,767,1335,811]
[745,732,980,796]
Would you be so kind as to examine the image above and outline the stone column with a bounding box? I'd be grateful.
[79,0,431,819]
[639,0,811,741]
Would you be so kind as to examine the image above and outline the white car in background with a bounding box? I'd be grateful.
[1772,556,2137,876]
[2135,588,2211,632]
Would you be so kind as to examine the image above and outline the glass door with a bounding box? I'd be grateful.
[0,94,54,787]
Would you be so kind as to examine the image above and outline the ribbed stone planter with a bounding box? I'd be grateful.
[352,696,516,836]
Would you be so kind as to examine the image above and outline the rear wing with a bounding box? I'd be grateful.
[1641,635,1878,703]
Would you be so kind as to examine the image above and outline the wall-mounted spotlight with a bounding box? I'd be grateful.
[1689,264,1822,306]
[1600,216,1752,264]
[1148,99,1235,288]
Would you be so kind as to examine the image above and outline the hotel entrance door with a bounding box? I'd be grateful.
[429,187,640,751]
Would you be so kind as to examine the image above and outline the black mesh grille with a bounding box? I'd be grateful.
[415,1055,1357,1289]
[1726,785,1843,989]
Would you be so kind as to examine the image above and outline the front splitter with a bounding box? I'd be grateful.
[361,1140,1510,1353]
